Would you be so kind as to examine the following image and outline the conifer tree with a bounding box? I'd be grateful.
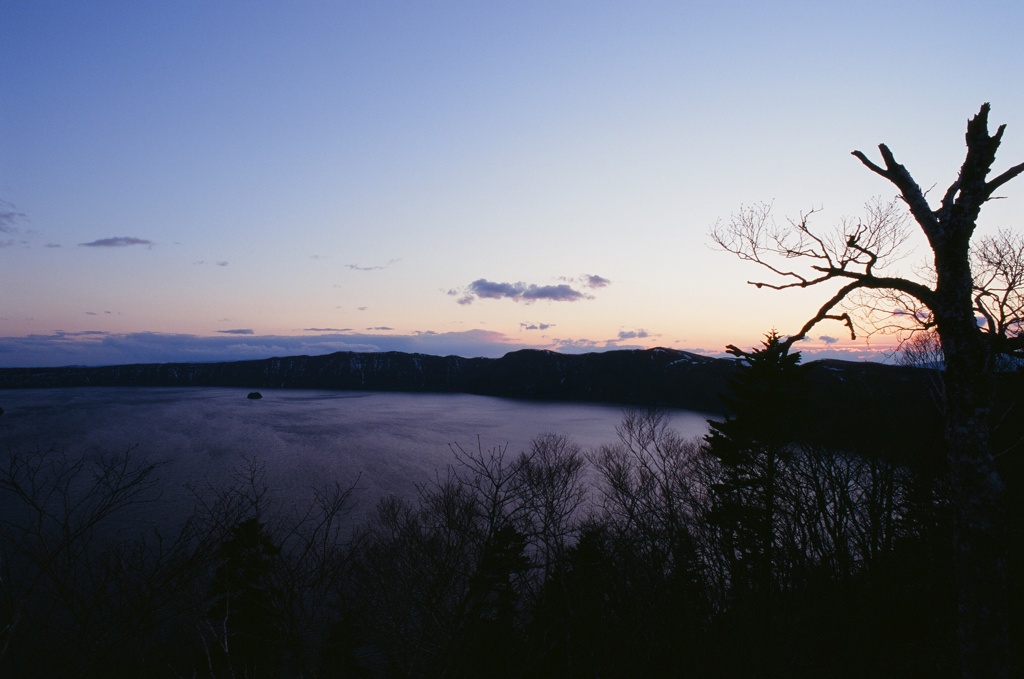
[705,330,805,599]
[206,517,284,677]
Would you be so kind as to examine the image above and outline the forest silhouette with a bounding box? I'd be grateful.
[2,334,1020,678]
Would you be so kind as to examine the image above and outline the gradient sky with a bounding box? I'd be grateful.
[3,1,1024,368]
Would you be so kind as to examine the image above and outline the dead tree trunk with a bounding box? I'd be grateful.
[713,103,1024,678]
[849,104,1021,679]
[933,238,1009,678]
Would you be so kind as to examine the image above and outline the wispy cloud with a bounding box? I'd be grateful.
[456,277,603,305]
[216,261,229,267]
[216,328,254,335]
[561,274,612,289]
[346,258,400,271]
[304,327,350,332]
[0,201,29,248]
[0,328,893,369]
[53,330,110,338]
[550,338,601,352]
[0,200,27,234]
[0,329,536,367]
[79,236,153,248]
[818,335,839,345]
[520,322,554,331]
[546,328,654,352]
[615,329,650,341]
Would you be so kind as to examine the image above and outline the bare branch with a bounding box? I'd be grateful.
[984,162,1024,199]
[711,198,935,341]
[972,229,1024,348]
[852,145,939,237]
[781,281,861,351]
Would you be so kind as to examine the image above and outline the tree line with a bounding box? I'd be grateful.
[4,335,1015,677]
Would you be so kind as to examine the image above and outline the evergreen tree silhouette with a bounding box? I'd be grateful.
[206,517,284,677]
[706,330,805,600]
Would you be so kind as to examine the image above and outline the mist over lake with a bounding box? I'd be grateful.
[0,387,710,528]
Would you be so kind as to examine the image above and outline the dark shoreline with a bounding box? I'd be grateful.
[0,348,732,410]
[0,347,964,457]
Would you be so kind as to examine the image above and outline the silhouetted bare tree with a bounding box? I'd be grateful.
[0,446,161,674]
[896,330,946,369]
[712,103,1024,678]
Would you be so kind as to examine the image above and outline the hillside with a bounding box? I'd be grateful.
[0,348,960,452]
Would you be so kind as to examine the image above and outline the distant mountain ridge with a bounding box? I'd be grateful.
[0,346,948,418]
[13,347,1022,459]
[0,348,732,410]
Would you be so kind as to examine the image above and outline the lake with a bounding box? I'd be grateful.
[0,387,712,529]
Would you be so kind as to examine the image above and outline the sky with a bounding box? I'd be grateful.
[3,1,1024,368]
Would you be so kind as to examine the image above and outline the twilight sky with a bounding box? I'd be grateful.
[3,1,1024,367]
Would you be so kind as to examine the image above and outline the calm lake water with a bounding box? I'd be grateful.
[0,387,711,528]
